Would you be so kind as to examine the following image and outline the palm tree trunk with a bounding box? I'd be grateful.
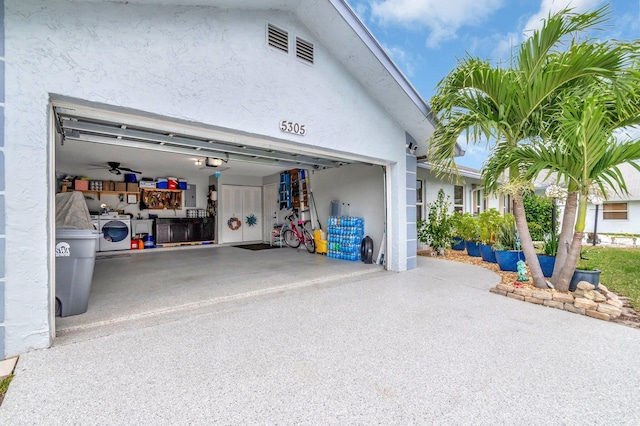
[556,194,588,292]
[513,191,547,289]
[550,192,578,285]
[555,231,584,292]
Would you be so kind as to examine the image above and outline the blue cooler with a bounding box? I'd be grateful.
[178,179,188,190]
[156,178,168,189]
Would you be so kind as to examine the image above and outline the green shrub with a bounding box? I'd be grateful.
[542,233,559,256]
[457,212,480,242]
[477,209,504,245]
[417,189,453,253]
[450,211,464,238]
[495,213,518,250]
[523,194,554,241]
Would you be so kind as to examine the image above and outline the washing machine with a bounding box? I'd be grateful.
[90,215,101,252]
[98,214,131,251]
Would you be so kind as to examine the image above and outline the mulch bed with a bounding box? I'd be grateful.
[418,248,640,329]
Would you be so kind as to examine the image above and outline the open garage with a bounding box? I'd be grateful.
[2,0,435,358]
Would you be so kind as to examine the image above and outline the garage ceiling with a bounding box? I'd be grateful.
[54,106,352,179]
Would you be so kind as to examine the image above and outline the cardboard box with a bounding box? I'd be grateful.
[74,179,89,191]
[103,180,115,191]
[114,182,127,192]
[127,182,139,192]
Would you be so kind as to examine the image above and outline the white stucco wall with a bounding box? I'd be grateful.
[4,1,410,356]
[584,201,640,235]
[310,164,386,250]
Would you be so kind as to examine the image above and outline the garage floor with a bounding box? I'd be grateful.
[55,244,381,343]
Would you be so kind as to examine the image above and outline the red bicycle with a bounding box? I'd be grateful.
[282,211,315,253]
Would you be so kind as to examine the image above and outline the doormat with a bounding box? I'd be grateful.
[234,243,281,251]
[96,253,132,260]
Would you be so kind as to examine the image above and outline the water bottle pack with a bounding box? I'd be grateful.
[327,216,364,262]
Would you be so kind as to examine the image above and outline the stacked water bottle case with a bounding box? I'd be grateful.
[327,216,364,261]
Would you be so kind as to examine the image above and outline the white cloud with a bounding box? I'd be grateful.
[522,0,604,36]
[488,0,604,64]
[371,0,504,48]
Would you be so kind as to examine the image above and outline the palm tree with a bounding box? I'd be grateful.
[428,6,632,289]
[494,81,640,292]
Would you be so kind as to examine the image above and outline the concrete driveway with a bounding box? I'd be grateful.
[2,257,639,424]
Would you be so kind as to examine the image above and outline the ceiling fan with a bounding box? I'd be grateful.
[88,161,142,175]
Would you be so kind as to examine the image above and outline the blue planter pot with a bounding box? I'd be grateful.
[465,241,481,257]
[537,254,556,278]
[451,237,465,251]
[569,269,601,292]
[480,244,497,263]
[495,250,525,272]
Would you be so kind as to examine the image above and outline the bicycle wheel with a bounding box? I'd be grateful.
[303,229,316,253]
[282,228,301,248]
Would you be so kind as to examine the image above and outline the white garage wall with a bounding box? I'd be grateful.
[310,164,386,252]
[4,1,409,356]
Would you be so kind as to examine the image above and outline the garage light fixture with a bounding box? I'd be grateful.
[205,157,226,167]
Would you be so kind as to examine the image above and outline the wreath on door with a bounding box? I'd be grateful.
[227,216,242,231]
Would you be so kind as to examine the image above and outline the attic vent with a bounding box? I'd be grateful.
[267,24,288,53]
[296,37,314,64]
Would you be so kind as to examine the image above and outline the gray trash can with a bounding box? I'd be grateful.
[55,229,101,317]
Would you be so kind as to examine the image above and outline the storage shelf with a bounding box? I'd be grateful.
[66,189,139,200]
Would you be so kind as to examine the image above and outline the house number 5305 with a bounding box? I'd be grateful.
[280,120,306,135]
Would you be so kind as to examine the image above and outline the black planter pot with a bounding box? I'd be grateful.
[479,244,497,263]
[451,237,465,251]
[537,254,556,278]
[465,241,481,257]
[495,250,525,272]
[569,269,601,292]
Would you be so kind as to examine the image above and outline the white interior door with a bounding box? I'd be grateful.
[242,186,263,242]
[263,183,278,243]
[221,185,244,243]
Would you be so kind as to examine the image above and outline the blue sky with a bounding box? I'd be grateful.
[346,0,640,169]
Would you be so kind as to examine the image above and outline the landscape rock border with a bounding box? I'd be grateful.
[490,281,623,322]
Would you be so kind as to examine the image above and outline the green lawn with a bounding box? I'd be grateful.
[580,247,640,309]
[0,375,13,406]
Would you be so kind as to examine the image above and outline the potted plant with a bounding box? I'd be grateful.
[417,189,453,255]
[477,209,503,263]
[494,214,524,271]
[569,256,601,292]
[449,211,466,250]
[457,213,481,257]
[537,233,558,278]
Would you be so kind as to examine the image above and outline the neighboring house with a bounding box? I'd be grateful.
[416,163,509,220]
[583,163,640,235]
[533,162,640,236]
[0,0,461,359]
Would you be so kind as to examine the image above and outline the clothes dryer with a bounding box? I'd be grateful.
[98,214,131,251]
[90,215,101,252]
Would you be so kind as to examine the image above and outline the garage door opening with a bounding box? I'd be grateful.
[50,99,391,339]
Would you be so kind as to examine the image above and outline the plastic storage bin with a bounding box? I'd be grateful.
[55,229,100,317]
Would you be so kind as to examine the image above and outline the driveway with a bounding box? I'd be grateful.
[2,257,639,424]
